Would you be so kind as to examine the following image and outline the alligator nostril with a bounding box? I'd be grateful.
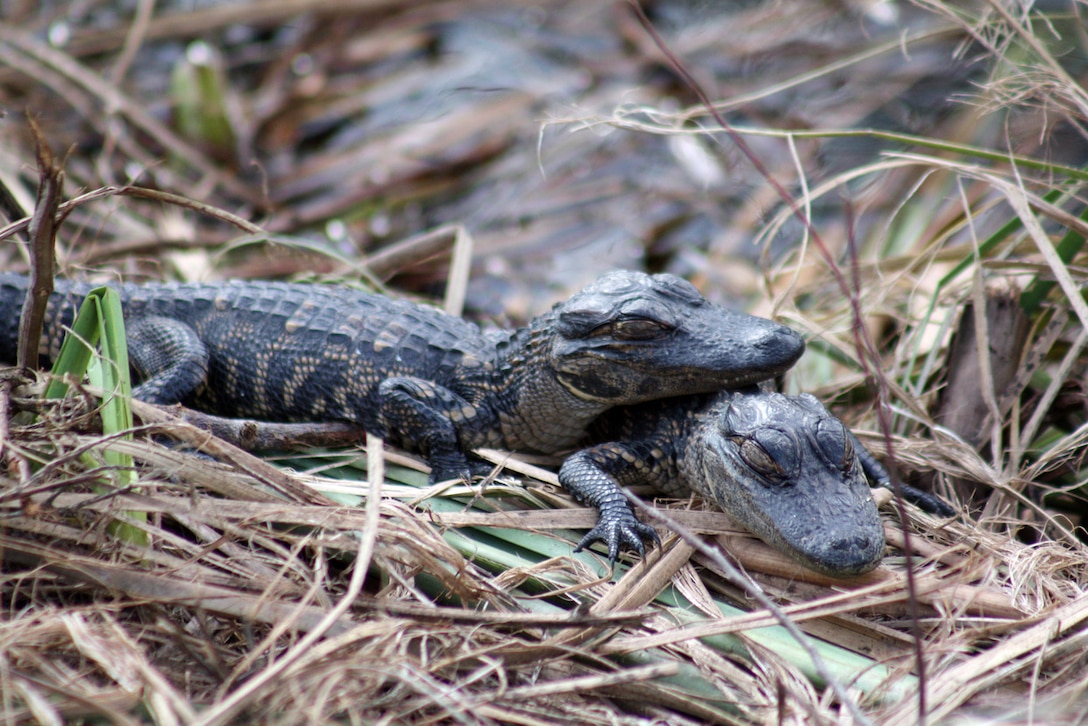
[783,329,805,353]
[759,328,805,365]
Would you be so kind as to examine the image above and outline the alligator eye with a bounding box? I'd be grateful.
[842,435,856,473]
[609,318,672,340]
[839,431,857,472]
[739,438,786,479]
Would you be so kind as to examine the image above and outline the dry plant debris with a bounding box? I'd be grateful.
[2,1,1088,723]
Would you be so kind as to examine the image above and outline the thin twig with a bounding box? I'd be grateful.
[0,184,265,245]
[18,116,63,373]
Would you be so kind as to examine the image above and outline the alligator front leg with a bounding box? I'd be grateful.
[558,444,663,561]
[378,376,490,483]
[126,316,210,404]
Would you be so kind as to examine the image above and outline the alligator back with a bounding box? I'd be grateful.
[0,274,496,431]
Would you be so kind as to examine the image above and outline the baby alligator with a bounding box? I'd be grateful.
[560,389,954,576]
[0,271,804,482]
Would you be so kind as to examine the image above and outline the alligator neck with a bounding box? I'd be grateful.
[489,315,606,453]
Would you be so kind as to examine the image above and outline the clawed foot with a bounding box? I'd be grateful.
[573,506,660,562]
[428,455,500,484]
[427,451,474,484]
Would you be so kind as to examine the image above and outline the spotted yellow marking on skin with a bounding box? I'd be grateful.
[284,319,301,333]
[333,384,351,415]
[215,295,230,311]
[282,354,321,410]
[253,343,280,413]
[448,405,477,424]
[325,346,351,362]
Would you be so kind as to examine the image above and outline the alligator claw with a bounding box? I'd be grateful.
[428,455,504,484]
[427,452,475,484]
[573,514,660,562]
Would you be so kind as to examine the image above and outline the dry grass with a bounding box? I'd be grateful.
[2,1,1088,723]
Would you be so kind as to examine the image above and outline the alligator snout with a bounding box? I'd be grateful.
[775,497,885,577]
[817,529,885,576]
[754,325,805,367]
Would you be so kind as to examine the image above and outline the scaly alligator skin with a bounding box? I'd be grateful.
[0,271,805,482]
[559,389,954,576]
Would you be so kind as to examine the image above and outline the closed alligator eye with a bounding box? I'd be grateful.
[609,318,672,340]
[842,435,856,473]
[738,438,786,479]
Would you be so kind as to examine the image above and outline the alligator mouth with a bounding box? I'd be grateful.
[556,316,804,374]
[561,342,801,386]
[746,491,886,576]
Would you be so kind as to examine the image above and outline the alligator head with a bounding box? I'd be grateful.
[550,271,804,403]
[685,391,885,577]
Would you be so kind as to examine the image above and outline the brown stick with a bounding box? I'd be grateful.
[172,406,365,451]
[17,115,64,373]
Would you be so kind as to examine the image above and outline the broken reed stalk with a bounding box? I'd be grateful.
[17,115,63,373]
